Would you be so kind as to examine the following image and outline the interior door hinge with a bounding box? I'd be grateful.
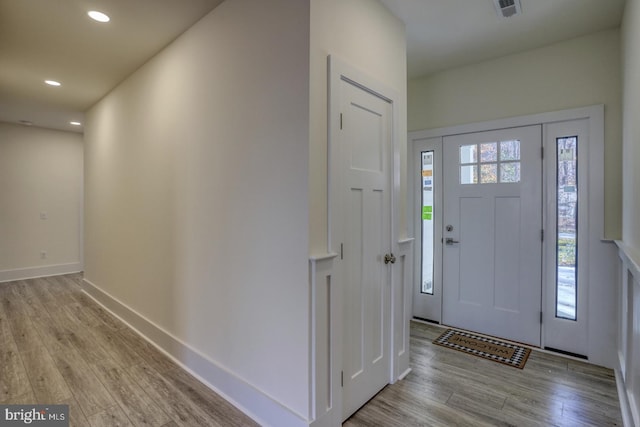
[340,243,344,260]
[340,113,343,130]
[341,371,344,387]
[541,229,544,241]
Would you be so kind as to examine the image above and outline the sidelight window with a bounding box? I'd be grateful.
[555,136,578,320]
[421,151,434,294]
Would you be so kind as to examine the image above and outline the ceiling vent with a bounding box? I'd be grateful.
[493,0,522,18]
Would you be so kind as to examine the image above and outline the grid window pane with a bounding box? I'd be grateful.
[500,140,521,161]
[500,162,520,183]
[480,143,498,162]
[461,165,477,184]
[460,145,477,164]
[480,164,497,183]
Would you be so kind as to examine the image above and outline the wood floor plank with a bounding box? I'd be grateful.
[45,307,111,365]
[128,363,219,427]
[117,328,177,373]
[1,390,36,405]
[30,311,80,357]
[0,283,26,319]
[40,276,75,307]
[29,277,59,309]
[8,311,47,354]
[89,323,143,368]
[445,392,513,427]
[88,405,134,427]
[501,393,563,426]
[0,305,14,347]
[0,332,32,403]
[90,357,171,427]
[72,292,126,331]
[50,395,90,427]
[562,395,623,425]
[65,301,103,328]
[47,341,116,417]
[13,280,53,321]
[20,348,72,403]
[162,368,259,427]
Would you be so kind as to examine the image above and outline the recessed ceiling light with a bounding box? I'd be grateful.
[45,80,61,86]
[88,10,110,23]
[70,121,82,126]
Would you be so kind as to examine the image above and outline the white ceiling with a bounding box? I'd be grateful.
[380,0,626,78]
[0,0,627,133]
[0,0,223,132]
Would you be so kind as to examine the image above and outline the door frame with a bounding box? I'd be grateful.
[409,105,608,360]
[327,55,403,422]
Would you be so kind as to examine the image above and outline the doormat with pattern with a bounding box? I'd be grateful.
[433,329,531,369]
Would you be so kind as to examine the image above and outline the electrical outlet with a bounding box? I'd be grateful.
[40,251,47,259]
[40,211,48,220]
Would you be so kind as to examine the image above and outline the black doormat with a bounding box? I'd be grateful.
[433,329,531,369]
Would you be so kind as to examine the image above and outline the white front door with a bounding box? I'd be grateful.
[442,125,542,346]
[339,77,392,420]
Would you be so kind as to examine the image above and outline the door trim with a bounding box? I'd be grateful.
[327,55,403,421]
[409,105,614,364]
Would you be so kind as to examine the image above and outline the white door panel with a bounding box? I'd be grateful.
[443,125,542,346]
[340,79,391,420]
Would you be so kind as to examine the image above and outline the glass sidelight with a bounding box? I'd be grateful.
[421,151,434,294]
[556,136,578,320]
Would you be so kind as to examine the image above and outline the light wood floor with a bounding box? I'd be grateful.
[1,275,623,426]
[346,321,623,427]
[0,274,258,427]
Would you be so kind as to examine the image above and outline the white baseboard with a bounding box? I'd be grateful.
[0,262,82,283]
[398,367,412,381]
[81,278,311,427]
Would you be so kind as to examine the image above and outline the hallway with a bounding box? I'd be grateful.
[0,274,257,426]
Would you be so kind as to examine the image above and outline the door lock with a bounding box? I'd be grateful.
[445,238,459,245]
[384,253,396,264]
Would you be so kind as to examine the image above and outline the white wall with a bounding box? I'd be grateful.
[622,0,640,256]
[0,122,83,281]
[408,29,622,239]
[84,0,311,424]
[309,0,408,254]
[617,0,640,424]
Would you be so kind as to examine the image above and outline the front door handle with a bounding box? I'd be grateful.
[445,238,459,245]
[384,253,396,264]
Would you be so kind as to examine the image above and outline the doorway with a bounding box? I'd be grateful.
[413,126,542,346]
[410,107,604,357]
[442,126,542,346]
[328,57,397,422]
